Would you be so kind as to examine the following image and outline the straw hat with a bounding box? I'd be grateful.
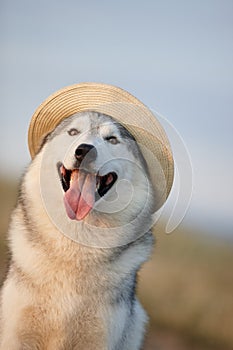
[28,83,174,209]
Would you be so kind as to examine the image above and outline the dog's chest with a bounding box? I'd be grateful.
[40,285,128,349]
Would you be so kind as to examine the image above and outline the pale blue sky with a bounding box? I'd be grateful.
[1,0,233,236]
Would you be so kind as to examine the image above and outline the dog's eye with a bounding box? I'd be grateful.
[105,136,119,145]
[68,128,79,136]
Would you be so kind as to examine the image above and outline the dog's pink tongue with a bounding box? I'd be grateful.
[64,170,96,221]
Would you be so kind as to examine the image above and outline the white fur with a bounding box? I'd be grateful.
[0,112,154,349]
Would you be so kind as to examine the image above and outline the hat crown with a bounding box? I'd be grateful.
[28,83,174,210]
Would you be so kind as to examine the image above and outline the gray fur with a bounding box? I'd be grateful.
[0,111,155,350]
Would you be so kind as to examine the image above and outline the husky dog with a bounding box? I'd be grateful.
[0,111,155,350]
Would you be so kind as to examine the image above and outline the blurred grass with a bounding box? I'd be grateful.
[139,226,233,349]
[0,178,18,282]
[0,177,233,349]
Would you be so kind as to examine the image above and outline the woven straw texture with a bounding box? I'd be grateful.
[28,83,174,208]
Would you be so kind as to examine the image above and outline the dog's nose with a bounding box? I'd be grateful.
[75,143,97,162]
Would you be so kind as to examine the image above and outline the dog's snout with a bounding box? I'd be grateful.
[75,143,97,162]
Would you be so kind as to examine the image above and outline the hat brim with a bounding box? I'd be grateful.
[28,82,174,209]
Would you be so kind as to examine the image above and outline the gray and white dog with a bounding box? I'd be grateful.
[0,111,156,350]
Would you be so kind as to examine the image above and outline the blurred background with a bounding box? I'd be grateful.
[0,1,233,349]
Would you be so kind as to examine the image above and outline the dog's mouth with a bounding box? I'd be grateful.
[57,163,117,221]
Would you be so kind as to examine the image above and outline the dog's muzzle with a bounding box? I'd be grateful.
[57,145,117,221]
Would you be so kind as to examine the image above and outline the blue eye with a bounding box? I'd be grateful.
[105,136,119,145]
[68,128,79,136]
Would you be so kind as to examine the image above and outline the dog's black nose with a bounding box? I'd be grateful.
[75,143,97,162]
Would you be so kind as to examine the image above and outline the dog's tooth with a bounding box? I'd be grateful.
[96,176,100,190]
